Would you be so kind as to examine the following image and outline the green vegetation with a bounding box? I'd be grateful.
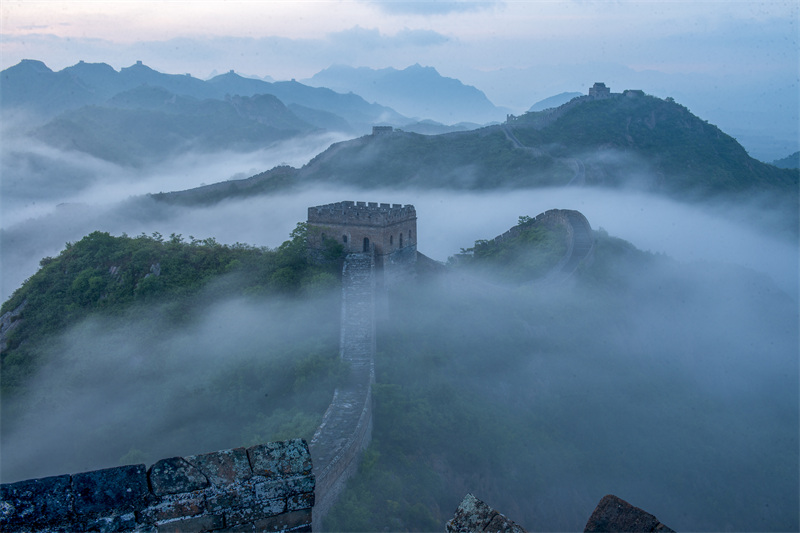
[452,216,568,282]
[0,224,348,480]
[0,223,343,396]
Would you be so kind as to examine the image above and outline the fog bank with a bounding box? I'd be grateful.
[4,184,797,303]
[0,289,341,483]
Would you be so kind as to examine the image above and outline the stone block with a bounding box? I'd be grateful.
[84,511,138,533]
[205,482,256,513]
[253,474,313,502]
[156,513,224,533]
[286,491,315,511]
[150,457,209,496]
[143,491,205,522]
[186,448,252,487]
[224,498,285,526]
[247,440,312,478]
[0,474,73,529]
[252,509,312,532]
[72,465,149,521]
[584,494,674,533]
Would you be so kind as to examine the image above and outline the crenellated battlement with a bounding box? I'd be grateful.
[307,201,418,270]
[308,201,416,228]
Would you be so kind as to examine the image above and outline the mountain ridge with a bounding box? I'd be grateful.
[305,63,505,124]
[0,60,409,133]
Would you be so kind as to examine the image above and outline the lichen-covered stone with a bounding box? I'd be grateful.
[584,494,675,533]
[186,447,252,487]
[149,457,209,496]
[205,481,257,513]
[286,491,314,512]
[253,474,314,503]
[224,497,285,526]
[156,513,224,533]
[252,509,312,532]
[72,465,149,521]
[0,474,73,529]
[84,511,138,533]
[247,440,312,478]
[142,491,205,523]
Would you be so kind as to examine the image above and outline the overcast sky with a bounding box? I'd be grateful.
[2,1,796,89]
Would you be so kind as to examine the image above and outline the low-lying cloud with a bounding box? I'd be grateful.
[1,289,341,483]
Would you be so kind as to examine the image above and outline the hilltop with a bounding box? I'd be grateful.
[154,86,798,232]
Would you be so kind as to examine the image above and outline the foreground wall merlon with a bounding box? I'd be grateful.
[0,439,315,532]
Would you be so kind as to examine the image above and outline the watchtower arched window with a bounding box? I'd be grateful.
[409,230,412,241]
[342,235,348,243]
[390,235,393,246]
[363,237,370,252]
[399,233,403,248]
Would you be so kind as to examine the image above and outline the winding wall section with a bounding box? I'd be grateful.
[487,209,595,281]
[309,253,376,531]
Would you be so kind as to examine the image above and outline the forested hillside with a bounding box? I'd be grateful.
[0,225,343,394]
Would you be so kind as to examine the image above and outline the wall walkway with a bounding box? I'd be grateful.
[309,253,376,531]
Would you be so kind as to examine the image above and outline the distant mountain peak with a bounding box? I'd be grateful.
[15,59,52,73]
[306,63,503,124]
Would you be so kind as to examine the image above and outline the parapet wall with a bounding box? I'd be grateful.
[0,439,315,532]
[308,201,416,228]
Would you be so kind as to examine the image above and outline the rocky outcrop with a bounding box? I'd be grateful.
[446,494,526,533]
[447,493,675,533]
[0,299,26,353]
[584,494,675,533]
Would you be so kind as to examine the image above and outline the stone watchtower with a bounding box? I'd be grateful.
[589,82,611,99]
[307,201,417,285]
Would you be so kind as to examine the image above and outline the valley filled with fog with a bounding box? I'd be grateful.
[1,126,797,531]
[2,131,797,302]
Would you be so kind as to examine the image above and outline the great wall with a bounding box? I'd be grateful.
[0,199,675,532]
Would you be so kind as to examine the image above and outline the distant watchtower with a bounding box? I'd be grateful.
[307,201,417,283]
[589,82,611,99]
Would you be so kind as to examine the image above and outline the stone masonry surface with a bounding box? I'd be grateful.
[0,439,315,532]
